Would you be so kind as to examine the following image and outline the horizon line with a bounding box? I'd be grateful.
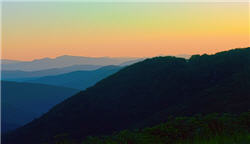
[2,46,250,62]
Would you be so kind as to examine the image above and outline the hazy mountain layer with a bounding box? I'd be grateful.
[1,55,137,71]
[1,81,79,133]
[1,64,102,80]
[27,66,121,90]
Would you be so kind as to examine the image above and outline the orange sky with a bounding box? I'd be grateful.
[2,2,250,60]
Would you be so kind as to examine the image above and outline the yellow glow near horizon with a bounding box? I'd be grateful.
[2,2,249,60]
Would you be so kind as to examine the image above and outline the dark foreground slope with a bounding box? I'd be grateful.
[1,81,79,133]
[82,112,250,144]
[4,48,250,144]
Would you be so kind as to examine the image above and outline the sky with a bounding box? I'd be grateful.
[2,2,250,60]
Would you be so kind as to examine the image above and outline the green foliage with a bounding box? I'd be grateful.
[82,112,250,144]
[177,133,250,144]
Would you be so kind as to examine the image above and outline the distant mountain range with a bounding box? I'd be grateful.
[1,81,79,133]
[26,65,122,90]
[1,55,189,72]
[175,54,191,59]
[1,60,21,65]
[1,55,138,71]
[2,65,103,80]
[1,66,122,133]
[4,47,250,144]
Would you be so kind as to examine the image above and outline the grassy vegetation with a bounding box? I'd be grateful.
[176,133,250,144]
[52,133,250,144]
[80,112,250,144]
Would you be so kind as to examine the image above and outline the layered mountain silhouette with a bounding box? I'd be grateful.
[1,56,137,71]
[4,48,250,144]
[26,66,121,89]
[1,81,79,133]
[1,65,102,80]
[1,60,21,65]
[119,58,145,66]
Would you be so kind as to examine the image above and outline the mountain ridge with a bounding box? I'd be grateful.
[26,65,121,89]
[1,56,138,71]
[4,47,250,144]
[1,64,103,80]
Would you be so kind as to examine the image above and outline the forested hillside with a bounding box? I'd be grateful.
[4,48,250,144]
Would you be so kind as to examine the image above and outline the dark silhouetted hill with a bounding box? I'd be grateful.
[4,48,250,144]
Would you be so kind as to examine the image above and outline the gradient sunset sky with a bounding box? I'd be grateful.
[2,2,249,61]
